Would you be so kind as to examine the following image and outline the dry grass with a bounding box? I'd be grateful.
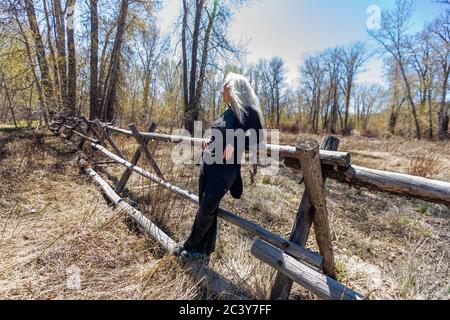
[407,153,443,178]
[0,127,449,300]
[0,129,202,299]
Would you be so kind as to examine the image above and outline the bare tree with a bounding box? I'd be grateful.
[430,10,450,140]
[53,0,68,110]
[66,0,76,116]
[323,48,341,134]
[338,41,369,134]
[24,0,54,112]
[89,0,99,120]
[386,58,406,135]
[300,54,326,133]
[100,0,129,122]
[368,0,422,140]
[268,56,285,127]
[181,0,242,134]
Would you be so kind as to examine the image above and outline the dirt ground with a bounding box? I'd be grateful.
[0,127,448,300]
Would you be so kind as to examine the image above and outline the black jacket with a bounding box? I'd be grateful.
[204,104,264,199]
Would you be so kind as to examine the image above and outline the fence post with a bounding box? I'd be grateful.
[90,120,105,145]
[296,138,336,278]
[115,122,156,194]
[129,123,164,179]
[253,239,364,300]
[270,136,339,300]
[94,119,125,159]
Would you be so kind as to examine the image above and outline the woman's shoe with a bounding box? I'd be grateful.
[180,249,207,260]
[172,241,185,256]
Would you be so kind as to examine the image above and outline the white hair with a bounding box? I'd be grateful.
[223,72,265,126]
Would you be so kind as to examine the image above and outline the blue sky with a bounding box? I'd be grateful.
[160,0,446,85]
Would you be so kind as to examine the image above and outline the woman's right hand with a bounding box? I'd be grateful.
[202,140,210,150]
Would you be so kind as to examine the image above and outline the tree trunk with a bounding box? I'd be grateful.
[13,8,48,125]
[89,0,99,120]
[98,24,115,107]
[276,86,280,128]
[426,86,433,140]
[3,88,17,128]
[398,60,421,140]
[53,0,67,110]
[185,0,205,134]
[66,0,77,116]
[194,1,217,119]
[182,0,189,126]
[343,80,352,135]
[24,0,54,111]
[101,0,129,122]
[438,71,449,140]
[42,0,60,105]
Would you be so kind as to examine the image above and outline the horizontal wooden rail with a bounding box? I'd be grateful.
[85,166,177,253]
[72,130,100,144]
[251,240,365,300]
[105,125,351,168]
[323,165,450,206]
[90,142,325,268]
[64,116,450,205]
[106,124,450,206]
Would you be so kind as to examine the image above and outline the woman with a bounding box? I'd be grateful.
[175,72,265,260]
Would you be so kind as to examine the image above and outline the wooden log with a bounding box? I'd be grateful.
[270,136,340,300]
[49,121,63,133]
[297,138,336,278]
[72,130,100,144]
[115,122,156,194]
[85,166,177,253]
[95,119,125,159]
[60,127,74,140]
[73,122,94,150]
[84,166,248,300]
[323,165,450,207]
[129,123,164,179]
[90,142,325,268]
[94,160,118,166]
[105,125,351,168]
[63,124,77,130]
[252,239,365,300]
[90,123,105,146]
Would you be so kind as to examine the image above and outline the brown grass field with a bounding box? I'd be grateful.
[0,127,449,300]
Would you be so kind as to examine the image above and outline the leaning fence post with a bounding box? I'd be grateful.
[270,136,340,300]
[90,120,105,145]
[129,123,164,179]
[115,122,156,194]
[296,138,337,278]
[94,119,125,159]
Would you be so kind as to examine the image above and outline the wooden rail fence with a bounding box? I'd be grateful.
[48,113,450,300]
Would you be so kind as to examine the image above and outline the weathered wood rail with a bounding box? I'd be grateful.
[104,123,450,206]
[48,113,450,301]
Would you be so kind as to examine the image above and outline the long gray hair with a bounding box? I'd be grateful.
[223,72,265,126]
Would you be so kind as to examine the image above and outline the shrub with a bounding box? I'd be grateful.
[408,153,442,178]
[279,123,302,134]
[360,128,380,139]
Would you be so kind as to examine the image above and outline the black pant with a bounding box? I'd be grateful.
[183,162,240,255]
